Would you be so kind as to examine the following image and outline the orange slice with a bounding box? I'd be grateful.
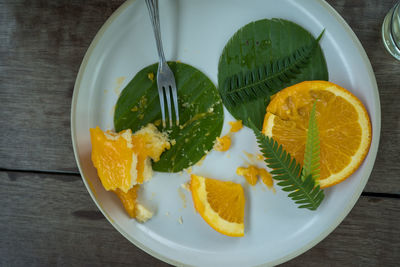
[190,174,245,237]
[262,81,372,188]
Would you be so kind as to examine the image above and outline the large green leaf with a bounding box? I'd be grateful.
[218,19,328,129]
[114,62,224,172]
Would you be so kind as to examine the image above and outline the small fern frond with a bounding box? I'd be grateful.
[301,101,321,181]
[250,121,324,211]
[220,30,325,108]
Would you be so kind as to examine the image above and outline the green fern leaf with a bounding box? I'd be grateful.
[250,121,324,211]
[301,101,321,181]
[220,30,325,108]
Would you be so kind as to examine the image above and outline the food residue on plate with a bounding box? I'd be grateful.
[181,182,190,192]
[228,120,243,132]
[114,76,126,95]
[195,155,207,166]
[147,72,154,82]
[178,186,187,208]
[236,165,274,190]
[214,135,231,151]
[214,120,243,152]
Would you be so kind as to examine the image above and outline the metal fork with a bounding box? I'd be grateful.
[145,0,179,127]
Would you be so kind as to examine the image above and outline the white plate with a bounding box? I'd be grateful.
[71,0,380,266]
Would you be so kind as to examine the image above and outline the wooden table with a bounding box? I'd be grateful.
[1,0,399,265]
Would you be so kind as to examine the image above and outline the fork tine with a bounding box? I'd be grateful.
[165,86,173,127]
[171,84,179,126]
[158,86,166,128]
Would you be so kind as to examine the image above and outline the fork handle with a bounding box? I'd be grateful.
[145,0,166,66]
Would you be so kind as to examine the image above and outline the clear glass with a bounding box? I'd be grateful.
[382,1,400,60]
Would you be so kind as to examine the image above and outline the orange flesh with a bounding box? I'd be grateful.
[113,186,139,218]
[90,124,170,220]
[214,135,232,152]
[229,120,243,132]
[236,165,273,188]
[205,178,245,224]
[263,81,371,187]
[213,121,242,153]
[190,175,245,236]
[258,168,273,188]
[131,128,170,184]
[236,166,259,186]
[90,127,134,192]
[132,134,154,184]
[267,90,361,180]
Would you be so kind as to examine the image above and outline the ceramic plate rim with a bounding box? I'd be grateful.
[70,0,381,266]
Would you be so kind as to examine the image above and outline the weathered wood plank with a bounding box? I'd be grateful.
[0,171,169,266]
[0,0,125,172]
[285,195,400,266]
[325,0,400,194]
[1,0,399,266]
[0,171,399,266]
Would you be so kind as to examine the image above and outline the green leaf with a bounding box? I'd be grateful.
[301,101,321,181]
[114,62,224,172]
[218,19,328,129]
[220,31,324,108]
[250,121,324,211]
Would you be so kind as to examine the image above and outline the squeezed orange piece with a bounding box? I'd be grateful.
[131,124,171,184]
[90,124,170,221]
[229,120,243,133]
[114,186,139,218]
[258,168,273,189]
[236,165,273,188]
[236,166,259,186]
[213,121,242,153]
[90,127,136,193]
[214,135,231,152]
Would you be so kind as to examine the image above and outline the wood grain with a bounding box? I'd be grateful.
[0,0,125,172]
[286,195,400,266]
[0,0,399,266]
[325,0,400,194]
[0,171,169,267]
[0,171,398,266]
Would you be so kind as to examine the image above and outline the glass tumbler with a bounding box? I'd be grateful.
[382,1,400,60]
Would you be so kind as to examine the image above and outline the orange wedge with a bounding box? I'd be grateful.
[190,174,245,237]
[262,81,372,188]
